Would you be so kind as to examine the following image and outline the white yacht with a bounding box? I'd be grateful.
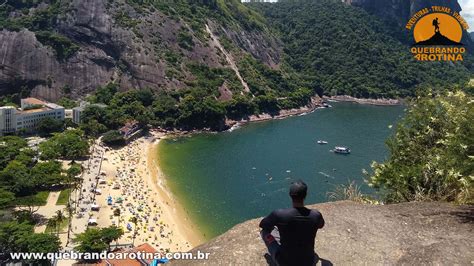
[334,146,351,154]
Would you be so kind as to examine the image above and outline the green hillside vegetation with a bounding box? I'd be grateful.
[80,82,313,133]
[368,90,473,204]
[248,0,472,98]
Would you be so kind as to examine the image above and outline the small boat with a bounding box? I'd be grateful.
[334,146,351,154]
[317,140,328,144]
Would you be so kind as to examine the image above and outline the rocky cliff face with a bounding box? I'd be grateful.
[0,0,280,101]
[171,201,473,265]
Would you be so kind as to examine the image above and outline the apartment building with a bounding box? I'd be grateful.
[0,98,65,135]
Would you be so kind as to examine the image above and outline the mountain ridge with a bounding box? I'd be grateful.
[0,0,472,104]
[0,0,284,101]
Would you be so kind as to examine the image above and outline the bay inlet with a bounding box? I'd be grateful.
[157,102,405,239]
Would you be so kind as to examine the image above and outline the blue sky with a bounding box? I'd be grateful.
[459,0,474,31]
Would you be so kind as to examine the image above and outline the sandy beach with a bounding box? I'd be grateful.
[90,130,205,252]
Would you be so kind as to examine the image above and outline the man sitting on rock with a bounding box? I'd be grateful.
[260,180,325,266]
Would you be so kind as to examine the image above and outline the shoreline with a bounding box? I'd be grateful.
[146,134,206,247]
[82,96,402,251]
[324,95,402,106]
[226,96,324,127]
[85,132,205,253]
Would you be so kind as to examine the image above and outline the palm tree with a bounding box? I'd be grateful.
[129,216,138,247]
[46,219,57,235]
[55,210,65,236]
[113,208,121,226]
[73,177,83,211]
[65,202,74,245]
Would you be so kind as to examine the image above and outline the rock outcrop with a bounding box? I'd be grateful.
[172,201,473,265]
[0,0,281,101]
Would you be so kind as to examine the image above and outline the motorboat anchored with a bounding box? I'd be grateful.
[334,146,351,154]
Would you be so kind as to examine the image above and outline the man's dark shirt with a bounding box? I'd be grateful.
[260,207,325,266]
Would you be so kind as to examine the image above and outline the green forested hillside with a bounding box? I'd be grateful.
[248,0,473,98]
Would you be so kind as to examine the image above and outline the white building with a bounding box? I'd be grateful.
[72,101,107,124]
[0,98,65,136]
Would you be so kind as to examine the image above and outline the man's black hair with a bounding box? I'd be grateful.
[289,180,307,200]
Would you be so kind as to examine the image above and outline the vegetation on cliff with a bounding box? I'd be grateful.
[0,0,79,61]
[368,90,473,203]
[80,82,313,132]
[248,0,473,98]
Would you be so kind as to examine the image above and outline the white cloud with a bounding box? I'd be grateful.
[459,0,474,31]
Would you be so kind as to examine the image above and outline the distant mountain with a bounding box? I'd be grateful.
[343,0,473,48]
[0,0,472,103]
[0,0,286,101]
[470,32,474,41]
[415,32,463,46]
[249,0,472,98]
[343,0,461,25]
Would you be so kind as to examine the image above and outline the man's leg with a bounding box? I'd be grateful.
[260,227,280,264]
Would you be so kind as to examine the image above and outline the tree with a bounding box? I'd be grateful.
[39,129,89,160]
[80,119,108,137]
[14,148,37,167]
[129,216,138,247]
[73,226,123,256]
[53,210,65,236]
[113,208,121,226]
[0,221,60,263]
[81,105,108,124]
[66,163,82,180]
[31,161,64,188]
[0,160,33,195]
[16,197,40,217]
[65,202,74,245]
[0,222,34,254]
[0,188,14,208]
[368,90,473,203]
[95,83,118,105]
[100,226,124,251]
[102,130,125,146]
[225,95,257,120]
[152,92,180,127]
[136,88,155,107]
[46,218,57,234]
[25,233,61,253]
[57,97,77,109]
[37,117,64,135]
[248,0,471,97]
[255,93,279,114]
[176,96,226,130]
[0,136,28,169]
[13,210,36,224]
[73,228,108,254]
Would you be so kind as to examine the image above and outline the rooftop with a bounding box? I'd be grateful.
[22,97,47,106]
[19,107,51,114]
[119,120,140,135]
[17,98,64,113]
